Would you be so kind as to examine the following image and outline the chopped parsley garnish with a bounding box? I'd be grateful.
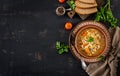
[88,37,94,42]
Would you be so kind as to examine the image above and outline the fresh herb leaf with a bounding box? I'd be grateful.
[56,41,69,54]
[69,0,74,4]
[67,0,75,10]
[63,46,69,52]
[94,0,118,28]
[88,37,94,42]
[58,49,64,54]
[98,55,104,60]
[56,41,61,49]
[71,4,75,10]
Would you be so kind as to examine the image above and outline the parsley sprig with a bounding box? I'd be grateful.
[67,0,75,10]
[56,41,69,54]
[95,0,118,27]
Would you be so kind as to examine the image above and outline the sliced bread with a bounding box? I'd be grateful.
[75,7,98,15]
[78,0,95,4]
[75,0,97,8]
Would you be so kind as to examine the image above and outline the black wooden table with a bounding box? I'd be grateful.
[0,0,119,76]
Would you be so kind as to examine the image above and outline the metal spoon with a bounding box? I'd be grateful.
[80,58,87,70]
[70,33,87,70]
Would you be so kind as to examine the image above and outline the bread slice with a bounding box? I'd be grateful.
[75,7,98,15]
[75,0,97,8]
[78,0,95,4]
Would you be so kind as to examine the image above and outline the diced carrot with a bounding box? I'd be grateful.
[82,31,88,36]
[85,48,92,56]
[82,43,88,47]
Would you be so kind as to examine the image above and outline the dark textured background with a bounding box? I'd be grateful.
[0,0,119,76]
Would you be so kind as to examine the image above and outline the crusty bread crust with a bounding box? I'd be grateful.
[75,7,98,15]
[75,0,97,8]
[77,0,95,4]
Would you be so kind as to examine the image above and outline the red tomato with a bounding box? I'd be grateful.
[58,0,65,3]
[65,22,73,30]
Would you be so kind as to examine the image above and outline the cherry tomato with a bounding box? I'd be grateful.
[58,0,65,3]
[65,22,73,30]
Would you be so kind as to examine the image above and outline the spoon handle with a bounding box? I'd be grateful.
[70,33,87,70]
[81,59,87,70]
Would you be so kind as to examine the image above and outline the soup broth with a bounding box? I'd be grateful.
[77,28,106,57]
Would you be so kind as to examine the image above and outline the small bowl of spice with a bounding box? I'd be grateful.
[56,6,66,16]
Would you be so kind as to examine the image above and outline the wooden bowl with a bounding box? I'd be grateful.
[69,20,111,62]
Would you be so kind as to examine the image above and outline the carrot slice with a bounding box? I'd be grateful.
[85,48,92,56]
[82,31,88,36]
[82,43,88,47]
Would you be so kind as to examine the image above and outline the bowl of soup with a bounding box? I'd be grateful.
[69,20,111,62]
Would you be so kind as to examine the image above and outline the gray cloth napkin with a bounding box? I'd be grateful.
[86,27,120,76]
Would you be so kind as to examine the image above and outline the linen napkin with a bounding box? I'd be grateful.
[86,27,120,76]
